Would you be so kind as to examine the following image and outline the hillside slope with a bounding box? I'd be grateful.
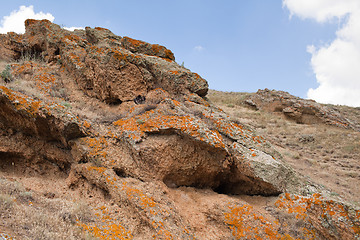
[0,20,359,240]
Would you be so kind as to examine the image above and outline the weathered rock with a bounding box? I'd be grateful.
[245,88,358,130]
[0,20,359,240]
[0,85,86,148]
[0,33,24,60]
[0,21,303,197]
[121,36,175,61]
[17,19,207,104]
[85,26,120,45]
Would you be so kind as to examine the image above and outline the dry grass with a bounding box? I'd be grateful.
[0,60,9,72]
[0,177,97,240]
[208,90,360,206]
[207,89,252,108]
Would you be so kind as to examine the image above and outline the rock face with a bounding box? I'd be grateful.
[0,20,359,239]
[22,19,207,103]
[1,19,293,196]
[245,88,358,130]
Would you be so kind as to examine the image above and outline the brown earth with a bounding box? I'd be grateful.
[0,20,359,240]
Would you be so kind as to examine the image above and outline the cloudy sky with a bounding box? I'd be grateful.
[0,1,359,107]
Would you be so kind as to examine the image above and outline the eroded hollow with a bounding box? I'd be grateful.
[113,167,128,178]
[106,98,123,106]
[213,174,282,197]
[16,46,44,61]
[138,133,282,197]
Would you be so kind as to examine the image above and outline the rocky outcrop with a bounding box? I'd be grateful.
[20,19,207,103]
[0,86,85,146]
[0,19,299,195]
[0,20,359,239]
[245,88,358,130]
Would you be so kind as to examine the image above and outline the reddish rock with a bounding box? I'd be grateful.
[0,20,358,240]
[121,36,175,61]
[16,19,207,103]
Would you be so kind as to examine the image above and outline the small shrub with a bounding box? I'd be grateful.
[1,65,13,83]
[343,144,359,154]
[62,101,71,108]
[136,119,145,124]
[50,86,69,100]
[18,191,34,203]
[299,134,315,143]
[72,201,93,223]
[19,50,44,63]
[0,193,14,211]
[227,104,235,108]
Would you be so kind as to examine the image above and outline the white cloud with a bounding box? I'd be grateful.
[63,27,85,31]
[283,0,360,22]
[284,0,360,107]
[0,5,54,34]
[194,45,205,52]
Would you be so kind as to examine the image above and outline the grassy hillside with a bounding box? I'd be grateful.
[208,89,360,206]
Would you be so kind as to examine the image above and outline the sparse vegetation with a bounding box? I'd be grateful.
[0,177,93,239]
[208,90,360,205]
[0,193,14,211]
[1,65,13,83]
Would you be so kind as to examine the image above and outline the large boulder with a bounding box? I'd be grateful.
[20,19,208,104]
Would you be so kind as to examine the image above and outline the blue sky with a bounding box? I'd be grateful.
[1,1,359,106]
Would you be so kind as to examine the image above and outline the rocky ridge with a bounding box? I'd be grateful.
[0,20,359,239]
[245,89,359,131]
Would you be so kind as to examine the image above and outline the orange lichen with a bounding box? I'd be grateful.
[83,120,91,129]
[275,193,360,238]
[85,164,192,239]
[151,44,163,54]
[193,73,201,80]
[164,49,174,60]
[123,36,145,48]
[113,51,128,62]
[11,62,62,95]
[122,182,156,209]
[24,19,50,27]
[67,52,86,69]
[113,109,226,148]
[169,70,180,75]
[87,166,107,173]
[0,232,15,240]
[82,137,109,160]
[201,112,267,147]
[95,27,110,31]
[89,45,110,56]
[0,86,42,116]
[224,204,283,240]
[77,206,133,240]
[63,34,82,43]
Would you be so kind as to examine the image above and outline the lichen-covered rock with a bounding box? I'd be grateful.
[0,20,359,240]
[0,32,25,60]
[18,19,207,104]
[0,86,85,146]
[121,36,175,61]
[245,88,358,130]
